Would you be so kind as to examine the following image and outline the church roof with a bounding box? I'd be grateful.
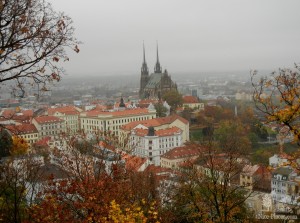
[144,73,163,89]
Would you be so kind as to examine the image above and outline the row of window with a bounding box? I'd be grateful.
[81,115,153,125]
[21,134,38,139]
[41,130,62,136]
[41,125,63,130]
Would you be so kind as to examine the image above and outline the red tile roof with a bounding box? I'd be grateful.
[121,114,188,131]
[1,109,34,118]
[34,116,64,124]
[48,106,80,115]
[133,126,182,137]
[183,96,199,104]
[161,145,202,160]
[122,154,147,172]
[84,108,151,117]
[242,164,260,176]
[35,136,51,147]
[6,124,38,135]
[144,164,174,175]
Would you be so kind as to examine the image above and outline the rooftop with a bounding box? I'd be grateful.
[183,95,199,104]
[83,108,152,118]
[161,145,202,160]
[7,124,38,134]
[133,126,182,137]
[34,116,64,124]
[121,114,188,131]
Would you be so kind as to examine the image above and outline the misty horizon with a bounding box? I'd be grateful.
[47,0,300,77]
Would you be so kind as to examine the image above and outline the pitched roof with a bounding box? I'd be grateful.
[84,108,151,118]
[6,124,38,135]
[47,106,80,115]
[35,136,51,147]
[122,154,147,172]
[121,114,188,131]
[145,73,163,89]
[161,145,202,160]
[34,116,64,124]
[183,95,199,104]
[272,167,294,176]
[133,126,182,137]
[242,164,260,176]
[1,109,34,118]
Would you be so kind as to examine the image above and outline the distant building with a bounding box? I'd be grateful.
[269,153,291,168]
[240,164,271,191]
[235,92,252,101]
[182,95,204,110]
[120,114,189,146]
[130,126,183,166]
[80,107,156,137]
[139,43,177,99]
[32,116,65,138]
[160,145,202,169]
[271,166,300,205]
[7,124,39,147]
[47,106,82,134]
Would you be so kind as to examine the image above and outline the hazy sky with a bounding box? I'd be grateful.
[49,0,300,76]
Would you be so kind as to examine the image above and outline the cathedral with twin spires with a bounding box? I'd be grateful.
[139,43,177,99]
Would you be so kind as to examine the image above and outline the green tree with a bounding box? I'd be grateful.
[214,120,252,155]
[0,0,79,97]
[154,102,167,117]
[0,129,12,158]
[162,90,183,112]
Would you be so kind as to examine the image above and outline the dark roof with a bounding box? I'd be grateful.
[273,167,293,176]
[145,73,163,89]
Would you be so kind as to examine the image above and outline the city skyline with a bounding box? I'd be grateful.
[49,0,300,76]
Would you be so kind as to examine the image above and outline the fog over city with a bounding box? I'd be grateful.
[49,0,300,77]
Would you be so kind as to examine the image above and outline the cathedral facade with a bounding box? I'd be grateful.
[139,44,177,99]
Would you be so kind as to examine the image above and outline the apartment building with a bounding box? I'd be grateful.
[7,124,39,147]
[271,166,300,205]
[160,145,202,169]
[80,107,156,136]
[48,106,82,134]
[119,114,189,146]
[130,126,183,166]
[32,116,65,138]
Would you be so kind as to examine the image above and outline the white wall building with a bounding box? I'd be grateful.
[130,126,183,166]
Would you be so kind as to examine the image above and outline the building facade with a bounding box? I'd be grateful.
[80,107,156,137]
[32,116,65,138]
[130,126,183,166]
[271,167,300,205]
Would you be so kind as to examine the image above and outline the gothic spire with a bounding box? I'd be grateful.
[141,41,148,75]
[154,41,162,73]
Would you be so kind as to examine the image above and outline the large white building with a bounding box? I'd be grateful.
[271,166,300,205]
[32,116,65,138]
[130,126,183,166]
[120,114,189,145]
[80,107,156,136]
[48,106,82,134]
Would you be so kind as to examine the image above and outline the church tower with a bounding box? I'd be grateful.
[139,42,149,98]
[154,42,162,73]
